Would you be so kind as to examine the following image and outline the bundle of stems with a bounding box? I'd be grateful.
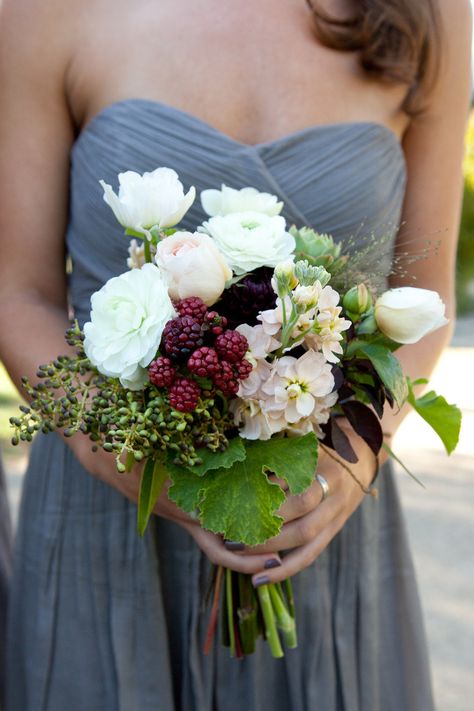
[204,566,297,658]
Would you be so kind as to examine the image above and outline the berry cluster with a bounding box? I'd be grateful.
[148,297,252,412]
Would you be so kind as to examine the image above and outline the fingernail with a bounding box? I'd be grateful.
[252,574,270,588]
[264,558,281,570]
[224,541,245,551]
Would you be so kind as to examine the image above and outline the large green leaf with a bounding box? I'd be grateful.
[356,343,408,409]
[198,459,286,545]
[168,434,318,545]
[167,462,207,513]
[407,382,462,455]
[184,437,246,476]
[137,457,168,536]
[245,432,318,495]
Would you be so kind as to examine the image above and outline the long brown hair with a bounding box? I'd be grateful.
[306,0,441,113]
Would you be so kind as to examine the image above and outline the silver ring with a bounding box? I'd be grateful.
[316,474,330,501]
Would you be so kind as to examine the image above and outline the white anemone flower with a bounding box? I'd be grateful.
[100,167,195,239]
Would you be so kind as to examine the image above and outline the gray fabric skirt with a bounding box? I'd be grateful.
[0,456,12,711]
[6,433,434,710]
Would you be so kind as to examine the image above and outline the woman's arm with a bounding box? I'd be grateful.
[246,0,473,585]
[0,0,283,575]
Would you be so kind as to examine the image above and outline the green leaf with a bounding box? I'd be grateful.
[407,382,462,455]
[167,434,318,546]
[185,437,247,476]
[356,343,408,409]
[246,432,319,495]
[197,457,285,545]
[167,463,206,513]
[198,434,318,545]
[137,457,168,536]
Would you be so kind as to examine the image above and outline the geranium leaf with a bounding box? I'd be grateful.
[356,343,408,409]
[185,437,247,476]
[167,462,207,513]
[198,460,286,545]
[407,382,461,455]
[245,433,319,495]
[168,435,318,545]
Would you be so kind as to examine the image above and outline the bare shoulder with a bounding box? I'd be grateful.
[0,0,84,79]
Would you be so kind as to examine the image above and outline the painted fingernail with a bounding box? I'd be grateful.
[264,558,281,570]
[252,574,270,588]
[224,541,245,551]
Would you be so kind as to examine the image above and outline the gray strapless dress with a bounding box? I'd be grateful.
[0,456,12,710]
[6,100,435,711]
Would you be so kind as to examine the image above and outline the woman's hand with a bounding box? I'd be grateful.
[234,425,378,587]
[68,433,284,574]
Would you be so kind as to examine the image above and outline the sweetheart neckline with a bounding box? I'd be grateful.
[74,96,405,157]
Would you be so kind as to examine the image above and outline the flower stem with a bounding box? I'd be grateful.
[257,584,284,658]
[144,238,152,263]
[226,568,236,657]
[268,584,297,649]
[284,577,296,619]
[203,565,224,655]
[237,573,258,655]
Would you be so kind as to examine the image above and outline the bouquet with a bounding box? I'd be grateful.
[11,167,461,658]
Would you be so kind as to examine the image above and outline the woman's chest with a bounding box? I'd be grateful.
[66,0,409,145]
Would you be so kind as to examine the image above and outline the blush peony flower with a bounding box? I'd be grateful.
[155,231,232,306]
[261,350,335,424]
[374,287,448,344]
[83,264,176,390]
[100,167,195,239]
[201,184,283,217]
[200,212,295,275]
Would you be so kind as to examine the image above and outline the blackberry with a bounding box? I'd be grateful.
[163,316,204,360]
[148,356,176,388]
[205,310,228,336]
[168,377,201,413]
[236,358,253,380]
[213,361,239,397]
[215,330,248,364]
[175,297,208,323]
[187,347,220,378]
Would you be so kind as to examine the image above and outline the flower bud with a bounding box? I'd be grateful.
[292,284,320,312]
[343,284,372,316]
[273,260,298,297]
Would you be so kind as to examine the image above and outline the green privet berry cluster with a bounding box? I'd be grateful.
[10,326,236,470]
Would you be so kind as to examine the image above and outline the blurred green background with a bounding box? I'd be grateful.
[459,110,474,314]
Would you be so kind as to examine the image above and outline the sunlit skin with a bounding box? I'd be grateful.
[0,0,471,585]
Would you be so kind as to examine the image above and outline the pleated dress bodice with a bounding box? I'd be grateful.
[67,98,406,323]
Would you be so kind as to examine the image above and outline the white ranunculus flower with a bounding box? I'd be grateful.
[100,167,195,239]
[155,231,232,305]
[83,264,176,390]
[374,287,448,344]
[200,211,295,275]
[201,184,283,217]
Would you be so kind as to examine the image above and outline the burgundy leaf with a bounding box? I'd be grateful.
[329,417,359,463]
[356,383,385,419]
[341,401,384,455]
